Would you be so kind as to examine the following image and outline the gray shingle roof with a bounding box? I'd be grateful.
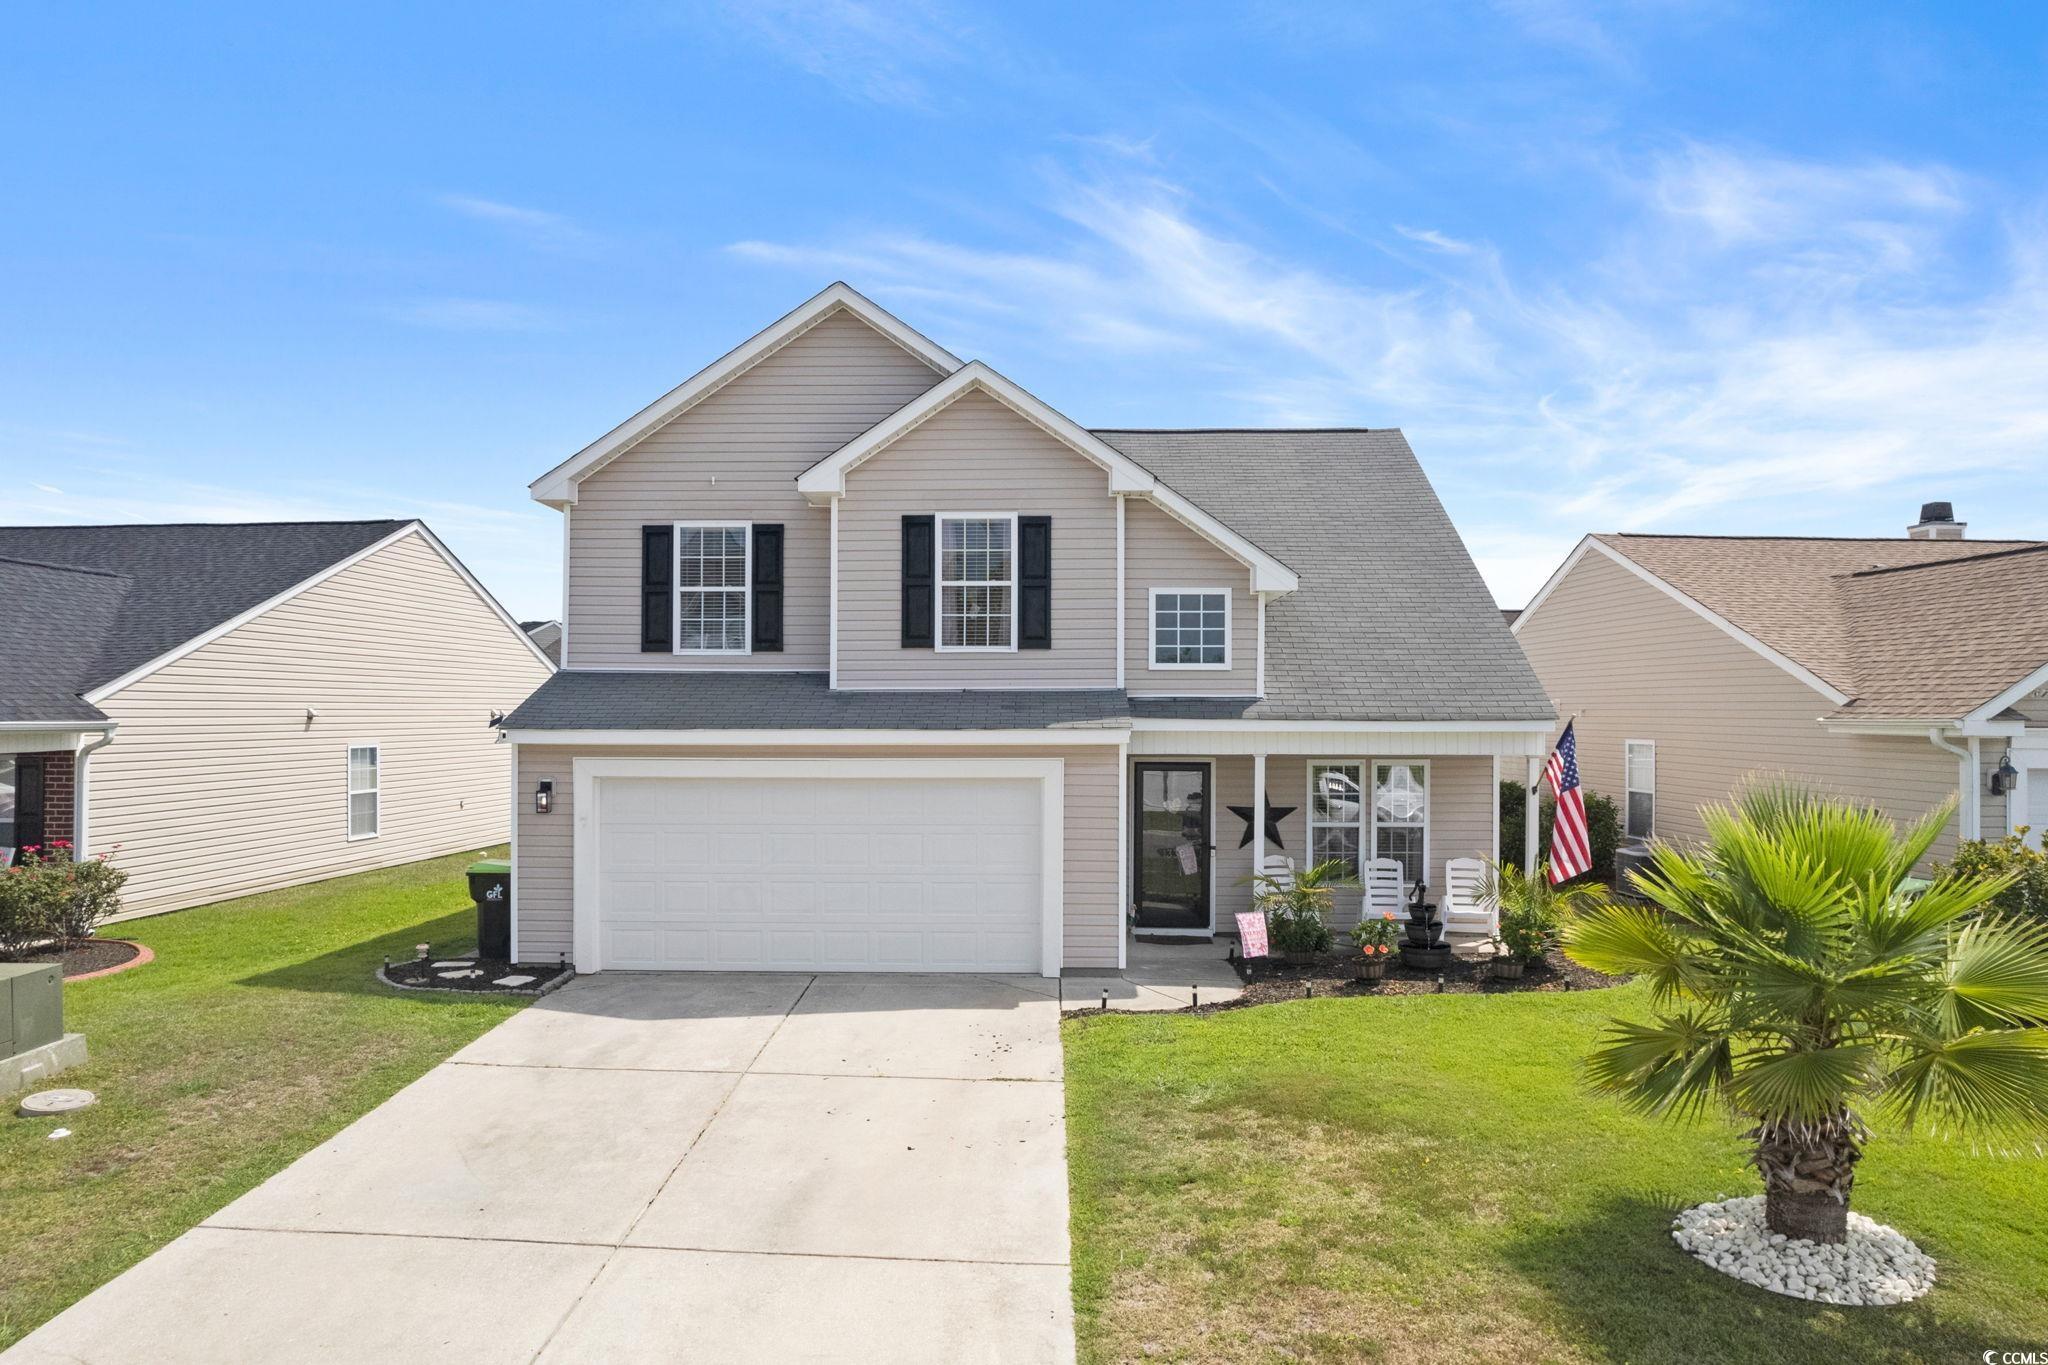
[504,671,1131,731]
[1095,430,1554,723]
[0,520,411,725]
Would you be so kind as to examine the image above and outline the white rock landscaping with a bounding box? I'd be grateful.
[1672,1195,1936,1306]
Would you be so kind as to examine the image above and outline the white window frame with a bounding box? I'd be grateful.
[1148,586,1231,670]
[1370,759,1431,890]
[1624,740,1656,839]
[346,743,381,842]
[934,512,1018,653]
[673,520,752,657]
[1307,760,1367,878]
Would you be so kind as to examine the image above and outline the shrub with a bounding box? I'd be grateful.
[1350,910,1399,957]
[1499,781,1621,882]
[0,863,58,958]
[0,843,128,950]
[1483,861,1605,963]
[1940,830,2048,923]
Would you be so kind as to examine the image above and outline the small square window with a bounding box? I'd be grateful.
[1151,590,1228,667]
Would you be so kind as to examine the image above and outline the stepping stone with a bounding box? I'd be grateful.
[436,969,483,980]
[494,974,536,987]
[431,960,472,968]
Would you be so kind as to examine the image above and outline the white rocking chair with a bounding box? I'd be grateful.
[1441,857,1499,939]
[1360,857,1404,929]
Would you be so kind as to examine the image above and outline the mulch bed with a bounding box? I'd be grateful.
[381,955,571,995]
[1,938,151,980]
[1225,945,1626,1008]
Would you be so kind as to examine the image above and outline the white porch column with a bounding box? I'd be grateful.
[1525,755,1542,875]
[1252,748,1268,877]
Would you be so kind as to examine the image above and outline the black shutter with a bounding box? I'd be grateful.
[1018,516,1051,649]
[640,525,672,652]
[750,524,784,652]
[901,515,934,648]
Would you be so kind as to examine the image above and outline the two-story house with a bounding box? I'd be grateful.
[500,284,1556,977]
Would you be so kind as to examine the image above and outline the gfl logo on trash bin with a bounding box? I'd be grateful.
[483,885,505,901]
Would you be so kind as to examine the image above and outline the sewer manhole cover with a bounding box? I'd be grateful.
[19,1089,97,1118]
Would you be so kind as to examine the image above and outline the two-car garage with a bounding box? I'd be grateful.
[567,758,1066,976]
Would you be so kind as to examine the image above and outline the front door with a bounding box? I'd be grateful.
[1132,762,1211,932]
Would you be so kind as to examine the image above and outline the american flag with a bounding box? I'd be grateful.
[1544,720,1591,884]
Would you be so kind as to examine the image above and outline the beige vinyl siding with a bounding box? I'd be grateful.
[836,390,1117,688]
[92,531,554,917]
[1152,752,1495,933]
[563,308,945,670]
[1516,548,1966,859]
[1124,498,1258,696]
[514,742,1122,968]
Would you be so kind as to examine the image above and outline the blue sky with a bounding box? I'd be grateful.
[5,3,2045,619]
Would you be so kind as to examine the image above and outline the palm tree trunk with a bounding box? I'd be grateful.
[1750,1112,1862,1244]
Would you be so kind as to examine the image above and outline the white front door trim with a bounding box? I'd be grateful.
[571,756,1065,977]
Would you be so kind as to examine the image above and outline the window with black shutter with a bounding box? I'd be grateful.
[751,524,784,652]
[640,525,673,652]
[901,515,934,647]
[1018,515,1051,649]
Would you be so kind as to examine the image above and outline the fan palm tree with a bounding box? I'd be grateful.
[1563,784,2048,1243]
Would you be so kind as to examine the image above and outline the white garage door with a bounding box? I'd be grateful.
[594,775,1045,972]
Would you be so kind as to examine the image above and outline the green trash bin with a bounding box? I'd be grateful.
[468,859,512,960]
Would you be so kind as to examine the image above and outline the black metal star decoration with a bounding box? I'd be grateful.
[1226,801,1295,849]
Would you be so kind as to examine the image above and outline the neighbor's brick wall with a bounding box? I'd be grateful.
[26,751,75,848]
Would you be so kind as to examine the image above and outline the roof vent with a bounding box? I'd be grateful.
[1907,502,1965,540]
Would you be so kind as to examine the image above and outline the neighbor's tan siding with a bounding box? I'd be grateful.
[1516,548,1965,859]
[514,742,1123,968]
[1123,498,1258,696]
[1148,752,1496,932]
[92,531,554,916]
[563,309,945,670]
[836,391,1118,688]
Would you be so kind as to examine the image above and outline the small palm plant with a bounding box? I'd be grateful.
[1485,861,1605,963]
[1563,785,2048,1243]
[1251,858,1358,957]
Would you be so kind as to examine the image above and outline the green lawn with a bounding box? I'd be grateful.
[1064,986,2048,1364]
[0,848,529,1350]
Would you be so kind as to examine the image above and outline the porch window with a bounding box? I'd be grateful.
[1308,763,1364,875]
[1150,589,1229,667]
[1373,762,1428,886]
[676,523,750,653]
[938,515,1015,649]
[1624,740,1655,838]
[348,744,380,840]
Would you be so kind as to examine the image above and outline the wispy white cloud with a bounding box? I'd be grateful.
[438,194,602,252]
[731,143,2048,605]
[701,0,976,109]
[376,298,553,332]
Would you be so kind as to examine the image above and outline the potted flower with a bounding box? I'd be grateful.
[1250,859,1357,965]
[1484,861,1602,979]
[1351,911,1399,980]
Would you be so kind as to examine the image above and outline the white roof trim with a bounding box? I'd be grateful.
[530,283,960,506]
[84,522,554,704]
[503,727,1129,747]
[1129,717,1556,733]
[1965,657,2048,727]
[796,361,1300,595]
[1513,536,1853,707]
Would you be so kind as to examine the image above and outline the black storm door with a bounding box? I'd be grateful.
[1132,762,1212,931]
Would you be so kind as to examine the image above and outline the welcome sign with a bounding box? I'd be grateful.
[1235,911,1268,958]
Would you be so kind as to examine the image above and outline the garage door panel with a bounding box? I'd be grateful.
[594,775,1045,973]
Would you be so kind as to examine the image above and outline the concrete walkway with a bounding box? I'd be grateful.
[9,973,1074,1365]
[1064,936,1246,1012]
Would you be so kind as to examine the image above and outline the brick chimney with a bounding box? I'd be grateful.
[1907,501,1965,540]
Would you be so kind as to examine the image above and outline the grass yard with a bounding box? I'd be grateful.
[0,848,529,1350]
[1064,985,2048,1364]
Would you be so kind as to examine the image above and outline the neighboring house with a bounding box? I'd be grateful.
[521,619,563,664]
[1512,506,2048,863]
[0,520,556,916]
[501,283,1555,977]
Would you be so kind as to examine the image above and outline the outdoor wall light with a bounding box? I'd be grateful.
[1990,751,2019,797]
[535,779,555,815]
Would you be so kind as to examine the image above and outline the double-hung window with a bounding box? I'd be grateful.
[1308,763,1365,876]
[347,745,380,841]
[1624,741,1655,839]
[676,523,750,654]
[1151,589,1229,668]
[937,515,1015,650]
[1372,762,1428,885]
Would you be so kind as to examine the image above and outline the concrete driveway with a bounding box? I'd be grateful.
[9,973,1074,1365]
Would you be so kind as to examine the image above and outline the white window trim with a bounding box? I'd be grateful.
[1305,758,1433,889]
[569,756,1065,977]
[1624,739,1656,839]
[1148,586,1232,671]
[673,520,753,657]
[934,512,1019,653]
[346,742,381,842]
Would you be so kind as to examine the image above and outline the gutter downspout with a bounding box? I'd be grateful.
[74,725,119,859]
[1928,728,1978,843]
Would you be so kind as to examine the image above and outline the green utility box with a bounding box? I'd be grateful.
[2,962,63,1059]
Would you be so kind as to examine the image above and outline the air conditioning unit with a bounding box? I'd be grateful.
[1611,840,1657,899]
